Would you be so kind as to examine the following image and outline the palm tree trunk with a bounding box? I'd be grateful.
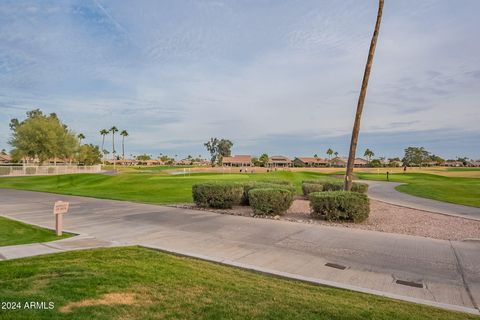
[122,136,125,160]
[112,133,115,170]
[344,0,384,191]
[101,135,105,165]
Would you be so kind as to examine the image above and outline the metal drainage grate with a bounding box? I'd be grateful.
[395,279,424,288]
[325,262,347,270]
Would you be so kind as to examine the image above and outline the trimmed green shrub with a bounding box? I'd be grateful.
[241,181,296,205]
[309,191,370,223]
[351,182,369,193]
[192,182,243,209]
[301,183,323,196]
[248,188,294,216]
[259,179,293,186]
[302,180,368,193]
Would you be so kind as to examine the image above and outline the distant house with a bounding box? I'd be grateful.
[329,157,347,167]
[353,158,369,167]
[328,157,368,167]
[444,161,464,167]
[268,156,292,168]
[222,155,252,167]
[424,161,440,167]
[293,157,327,167]
[467,160,480,167]
[388,160,403,167]
[0,154,12,164]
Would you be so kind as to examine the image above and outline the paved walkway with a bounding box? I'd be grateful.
[0,189,479,315]
[365,180,480,221]
[0,235,121,260]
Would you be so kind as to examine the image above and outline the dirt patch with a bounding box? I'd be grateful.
[171,199,480,241]
[59,292,138,313]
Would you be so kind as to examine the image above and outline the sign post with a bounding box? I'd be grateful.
[53,201,69,236]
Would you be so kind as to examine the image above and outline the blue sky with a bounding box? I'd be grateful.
[1,0,479,160]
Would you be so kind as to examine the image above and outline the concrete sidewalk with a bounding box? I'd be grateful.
[0,189,479,315]
[0,235,120,261]
[365,180,480,221]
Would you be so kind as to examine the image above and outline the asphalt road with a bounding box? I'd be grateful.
[0,189,479,314]
[365,180,480,220]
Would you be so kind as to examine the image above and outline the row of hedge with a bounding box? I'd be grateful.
[192,180,295,215]
[309,191,370,223]
[192,179,370,223]
[301,180,368,195]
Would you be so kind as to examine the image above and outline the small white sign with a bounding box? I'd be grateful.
[53,201,69,215]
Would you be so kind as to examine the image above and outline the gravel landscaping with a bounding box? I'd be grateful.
[173,199,480,241]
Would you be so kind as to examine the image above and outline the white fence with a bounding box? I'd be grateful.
[0,165,102,177]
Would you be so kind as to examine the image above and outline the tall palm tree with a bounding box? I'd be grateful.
[77,133,85,145]
[326,148,333,160]
[99,129,109,165]
[344,0,384,191]
[120,130,128,159]
[110,126,118,169]
[364,148,375,163]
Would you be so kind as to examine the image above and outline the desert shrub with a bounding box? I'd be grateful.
[301,183,323,196]
[302,180,368,193]
[192,182,243,209]
[248,188,294,216]
[309,191,370,223]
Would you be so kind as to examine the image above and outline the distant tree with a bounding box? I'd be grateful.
[251,157,260,167]
[334,152,339,158]
[109,126,118,157]
[120,130,128,159]
[369,159,382,167]
[204,138,233,165]
[136,154,151,161]
[326,148,334,160]
[1,149,7,155]
[9,109,79,164]
[100,129,109,152]
[77,133,85,145]
[259,153,269,167]
[402,147,431,167]
[314,154,318,158]
[77,144,102,165]
[363,148,375,162]
[429,154,445,165]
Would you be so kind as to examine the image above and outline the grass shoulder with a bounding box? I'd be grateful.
[0,246,475,320]
[0,216,72,247]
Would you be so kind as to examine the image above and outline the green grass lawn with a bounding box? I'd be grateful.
[0,170,479,207]
[0,246,475,320]
[357,172,480,208]
[0,216,72,247]
[0,171,325,204]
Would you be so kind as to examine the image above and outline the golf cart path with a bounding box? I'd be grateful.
[364,180,480,221]
[0,189,479,315]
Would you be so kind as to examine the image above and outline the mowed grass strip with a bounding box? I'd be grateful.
[0,171,324,204]
[0,170,479,207]
[0,216,72,247]
[358,172,480,208]
[0,246,475,320]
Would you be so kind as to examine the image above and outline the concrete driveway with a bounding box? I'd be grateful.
[0,189,479,314]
